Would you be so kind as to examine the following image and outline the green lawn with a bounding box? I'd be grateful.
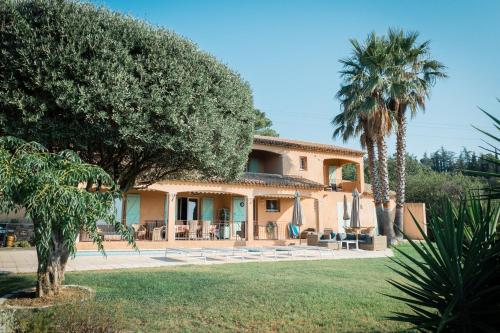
[1,245,417,333]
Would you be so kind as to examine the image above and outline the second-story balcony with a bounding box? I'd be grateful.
[245,149,283,175]
[323,158,363,193]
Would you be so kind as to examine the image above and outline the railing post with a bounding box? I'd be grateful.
[246,196,254,242]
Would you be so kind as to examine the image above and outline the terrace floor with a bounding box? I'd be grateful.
[0,246,393,273]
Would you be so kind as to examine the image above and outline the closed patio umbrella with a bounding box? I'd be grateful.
[350,189,361,228]
[350,188,361,250]
[292,191,303,244]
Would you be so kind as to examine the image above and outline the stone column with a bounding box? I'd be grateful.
[166,192,177,244]
[246,196,254,243]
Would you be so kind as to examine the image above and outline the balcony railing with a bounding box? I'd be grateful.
[175,220,246,240]
[254,221,290,240]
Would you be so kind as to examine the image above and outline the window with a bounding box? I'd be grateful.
[299,156,307,170]
[176,197,198,221]
[266,199,280,212]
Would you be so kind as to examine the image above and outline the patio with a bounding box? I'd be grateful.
[0,246,393,274]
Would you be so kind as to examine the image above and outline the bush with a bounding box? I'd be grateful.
[13,241,31,248]
[406,170,484,219]
[387,196,500,332]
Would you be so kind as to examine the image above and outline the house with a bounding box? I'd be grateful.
[78,135,390,249]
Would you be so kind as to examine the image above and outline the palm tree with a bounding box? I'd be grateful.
[334,33,395,241]
[333,97,384,233]
[385,29,447,239]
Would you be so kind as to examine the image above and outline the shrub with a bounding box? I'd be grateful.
[387,196,500,332]
[13,241,31,248]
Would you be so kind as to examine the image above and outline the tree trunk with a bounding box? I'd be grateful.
[376,137,395,245]
[36,230,70,298]
[394,106,407,240]
[366,137,384,234]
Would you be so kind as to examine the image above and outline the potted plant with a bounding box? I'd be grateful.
[266,222,276,238]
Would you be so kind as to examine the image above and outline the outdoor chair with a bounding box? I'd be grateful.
[322,228,334,240]
[152,225,166,241]
[359,235,387,251]
[131,224,147,240]
[201,220,212,240]
[236,223,246,240]
[97,225,123,241]
[188,220,199,240]
[300,228,316,239]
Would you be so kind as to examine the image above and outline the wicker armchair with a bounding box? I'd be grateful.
[131,224,147,240]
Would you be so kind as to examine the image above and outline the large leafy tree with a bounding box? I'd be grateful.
[0,0,255,192]
[385,29,446,239]
[0,137,133,297]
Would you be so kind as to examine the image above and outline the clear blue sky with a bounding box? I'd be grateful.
[91,0,499,157]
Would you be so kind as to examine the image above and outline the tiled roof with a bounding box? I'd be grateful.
[239,172,324,189]
[253,135,365,156]
[168,172,324,190]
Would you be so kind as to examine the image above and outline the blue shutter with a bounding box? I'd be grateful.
[126,194,141,226]
[232,197,246,222]
[113,197,123,223]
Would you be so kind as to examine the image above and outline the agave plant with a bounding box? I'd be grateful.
[467,103,500,200]
[387,196,499,332]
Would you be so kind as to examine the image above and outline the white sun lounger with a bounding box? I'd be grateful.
[201,247,246,261]
[164,248,207,262]
[244,247,278,260]
[286,245,335,258]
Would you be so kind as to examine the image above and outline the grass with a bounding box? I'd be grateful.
[0,245,418,332]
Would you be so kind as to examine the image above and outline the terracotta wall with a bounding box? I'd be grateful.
[139,191,166,224]
[403,203,427,240]
[252,143,364,192]
[254,197,316,231]
[316,191,377,233]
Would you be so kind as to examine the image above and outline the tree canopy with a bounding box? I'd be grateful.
[253,109,278,137]
[0,0,256,191]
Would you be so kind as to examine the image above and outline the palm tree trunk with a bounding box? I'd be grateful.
[394,107,407,240]
[366,137,383,234]
[376,137,395,245]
